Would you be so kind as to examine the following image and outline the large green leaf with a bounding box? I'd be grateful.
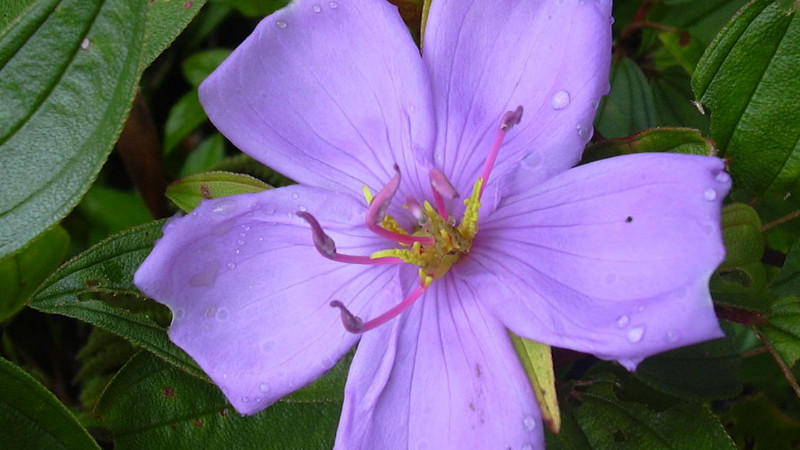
[0,226,69,322]
[693,0,800,196]
[547,374,735,449]
[97,351,344,449]
[595,57,657,138]
[0,0,37,32]
[759,297,800,367]
[30,221,204,379]
[635,335,741,401]
[142,0,207,69]
[581,127,715,164]
[0,357,100,450]
[0,0,146,260]
[166,171,271,213]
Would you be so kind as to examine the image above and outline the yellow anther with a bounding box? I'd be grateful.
[458,178,483,239]
[362,185,374,205]
[382,215,408,237]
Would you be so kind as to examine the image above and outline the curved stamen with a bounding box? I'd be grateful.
[429,168,459,219]
[479,105,524,197]
[330,284,428,333]
[297,211,402,265]
[366,166,434,246]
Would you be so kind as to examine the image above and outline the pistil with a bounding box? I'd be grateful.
[330,283,428,333]
[297,211,403,265]
[365,166,434,246]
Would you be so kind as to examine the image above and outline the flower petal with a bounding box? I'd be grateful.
[335,273,543,449]
[134,186,401,414]
[423,0,612,193]
[470,153,731,368]
[200,0,436,201]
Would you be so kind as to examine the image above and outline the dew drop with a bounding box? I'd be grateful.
[212,199,237,215]
[259,382,270,393]
[312,4,321,12]
[328,1,338,8]
[237,239,245,246]
[715,171,731,184]
[286,212,293,218]
[576,123,593,142]
[292,192,299,200]
[241,396,250,403]
[216,308,229,321]
[242,225,251,231]
[80,38,91,50]
[666,330,680,342]
[204,307,217,319]
[637,305,646,312]
[275,20,287,29]
[523,416,537,431]
[616,315,630,328]
[703,187,717,201]
[551,90,571,110]
[234,249,241,254]
[299,205,307,212]
[609,16,615,24]
[522,151,542,169]
[226,262,236,270]
[173,308,185,320]
[627,326,645,343]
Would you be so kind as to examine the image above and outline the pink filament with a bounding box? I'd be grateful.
[366,167,434,246]
[330,284,428,333]
[297,211,403,265]
[429,168,458,218]
[479,106,524,197]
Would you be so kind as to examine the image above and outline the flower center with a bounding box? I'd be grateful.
[298,106,523,333]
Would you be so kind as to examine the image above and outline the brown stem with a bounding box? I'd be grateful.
[754,328,800,400]
[741,346,768,358]
[762,208,800,231]
[116,90,169,218]
[714,304,767,326]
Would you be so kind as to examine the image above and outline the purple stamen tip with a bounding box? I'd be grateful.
[330,300,364,333]
[297,211,337,258]
[501,105,524,131]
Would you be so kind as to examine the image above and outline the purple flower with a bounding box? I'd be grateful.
[134,0,731,448]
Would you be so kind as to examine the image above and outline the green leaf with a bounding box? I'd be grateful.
[142,0,207,69]
[0,0,37,32]
[581,127,714,163]
[182,49,231,87]
[759,297,800,367]
[511,334,560,433]
[0,226,69,322]
[0,357,100,450]
[725,393,800,449]
[0,0,146,260]
[693,0,800,196]
[97,351,344,449]
[595,57,657,138]
[772,239,800,297]
[650,67,710,132]
[635,335,741,401]
[166,171,271,212]
[220,0,288,17]
[164,90,207,154]
[548,374,735,449]
[655,31,705,76]
[29,221,204,379]
[720,203,765,268]
[77,186,152,235]
[651,0,749,47]
[180,133,226,177]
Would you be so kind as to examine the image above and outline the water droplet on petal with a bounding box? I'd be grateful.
[328,1,338,8]
[609,16,615,24]
[312,4,321,12]
[715,172,731,184]
[291,193,299,200]
[522,150,542,169]
[204,306,217,318]
[216,308,229,321]
[173,308,185,320]
[666,330,680,342]
[551,90,571,110]
[242,225,251,231]
[259,382,270,393]
[299,205,307,212]
[703,187,717,201]
[627,326,645,343]
[237,239,245,246]
[616,315,630,328]
[212,199,237,215]
[226,262,236,270]
[523,416,537,431]
[576,123,593,142]
[275,20,287,29]
[241,396,250,402]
